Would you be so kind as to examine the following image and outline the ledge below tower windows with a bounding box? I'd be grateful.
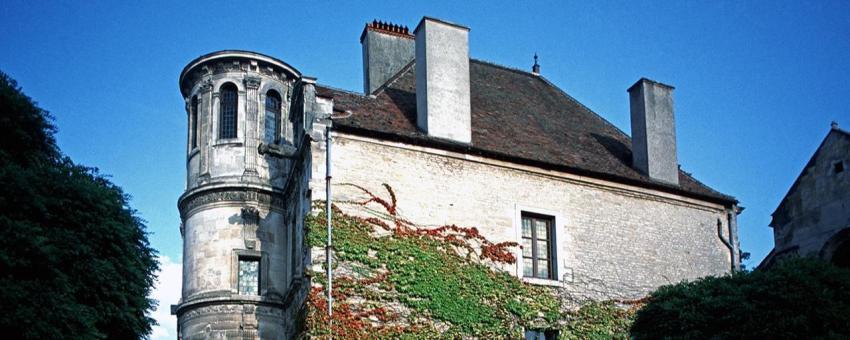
[212,140,243,148]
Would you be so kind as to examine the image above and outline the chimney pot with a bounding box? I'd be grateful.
[361,19,415,94]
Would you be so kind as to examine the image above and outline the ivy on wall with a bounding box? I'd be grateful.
[304,183,636,339]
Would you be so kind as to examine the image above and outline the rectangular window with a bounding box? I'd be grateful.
[238,258,260,295]
[522,213,555,280]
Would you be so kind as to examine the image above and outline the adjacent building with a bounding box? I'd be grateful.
[172,16,742,339]
[761,122,850,268]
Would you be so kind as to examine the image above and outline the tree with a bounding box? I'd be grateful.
[0,71,159,339]
[631,258,850,339]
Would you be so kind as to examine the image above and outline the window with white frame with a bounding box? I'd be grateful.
[522,212,555,280]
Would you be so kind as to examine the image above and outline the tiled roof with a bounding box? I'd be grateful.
[316,60,736,204]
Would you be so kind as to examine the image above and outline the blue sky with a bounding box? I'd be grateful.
[2,1,849,337]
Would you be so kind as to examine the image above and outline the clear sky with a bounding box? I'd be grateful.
[2,1,849,338]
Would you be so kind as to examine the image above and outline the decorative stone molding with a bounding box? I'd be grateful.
[241,206,260,225]
[244,76,261,89]
[200,79,213,92]
[178,187,285,218]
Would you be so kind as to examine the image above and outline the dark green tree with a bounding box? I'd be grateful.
[0,71,159,339]
[631,258,850,339]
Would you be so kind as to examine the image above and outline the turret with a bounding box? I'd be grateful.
[173,50,323,339]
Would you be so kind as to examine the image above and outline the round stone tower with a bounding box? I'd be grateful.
[173,50,315,339]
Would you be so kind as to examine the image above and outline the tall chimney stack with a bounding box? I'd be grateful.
[628,78,679,185]
[361,20,415,94]
[414,17,472,144]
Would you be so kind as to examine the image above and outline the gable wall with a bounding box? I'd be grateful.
[771,132,850,257]
[312,133,733,300]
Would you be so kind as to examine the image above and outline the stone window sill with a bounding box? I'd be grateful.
[213,140,243,147]
[522,276,564,288]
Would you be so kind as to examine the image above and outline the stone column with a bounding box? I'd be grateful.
[243,76,261,180]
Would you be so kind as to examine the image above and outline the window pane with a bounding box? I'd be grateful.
[238,259,259,295]
[534,220,548,240]
[264,91,281,143]
[536,260,549,278]
[191,96,199,149]
[524,330,544,340]
[523,258,534,277]
[536,240,548,259]
[522,238,533,258]
[220,84,237,139]
[522,218,532,238]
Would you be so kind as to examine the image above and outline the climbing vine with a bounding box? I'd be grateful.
[305,183,636,339]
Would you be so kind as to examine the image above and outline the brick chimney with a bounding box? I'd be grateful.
[414,17,472,144]
[628,78,679,185]
[361,20,415,94]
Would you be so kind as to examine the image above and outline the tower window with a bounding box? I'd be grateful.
[834,161,845,174]
[191,96,199,149]
[265,90,282,144]
[219,83,238,139]
[522,213,555,280]
[238,257,260,295]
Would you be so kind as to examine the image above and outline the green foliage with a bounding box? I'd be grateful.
[0,71,159,339]
[0,71,58,164]
[631,258,850,339]
[306,197,636,339]
[561,302,635,340]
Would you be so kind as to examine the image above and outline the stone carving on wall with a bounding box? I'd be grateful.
[179,188,286,217]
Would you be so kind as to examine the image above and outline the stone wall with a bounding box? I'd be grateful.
[312,133,734,301]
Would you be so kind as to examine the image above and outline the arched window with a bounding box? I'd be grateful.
[191,96,199,149]
[265,90,281,144]
[219,83,238,139]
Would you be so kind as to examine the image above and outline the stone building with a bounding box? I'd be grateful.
[173,16,741,339]
[761,123,850,268]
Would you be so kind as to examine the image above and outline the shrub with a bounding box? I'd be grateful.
[631,258,850,339]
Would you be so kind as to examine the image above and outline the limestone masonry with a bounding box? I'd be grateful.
[174,16,741,339]
[762,123,850,268]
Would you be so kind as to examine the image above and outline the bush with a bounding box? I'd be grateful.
[631,258,850,339]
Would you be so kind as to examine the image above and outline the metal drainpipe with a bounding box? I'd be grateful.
[325,123,333,324]
[728,205,741,271]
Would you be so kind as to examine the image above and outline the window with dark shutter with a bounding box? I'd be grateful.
[219,83,238,139]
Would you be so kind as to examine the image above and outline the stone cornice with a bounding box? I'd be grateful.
[177,185,286,219]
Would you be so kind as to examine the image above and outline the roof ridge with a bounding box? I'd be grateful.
[533,74,634,146]
[470,58,539,77]
[315,83,367,98]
